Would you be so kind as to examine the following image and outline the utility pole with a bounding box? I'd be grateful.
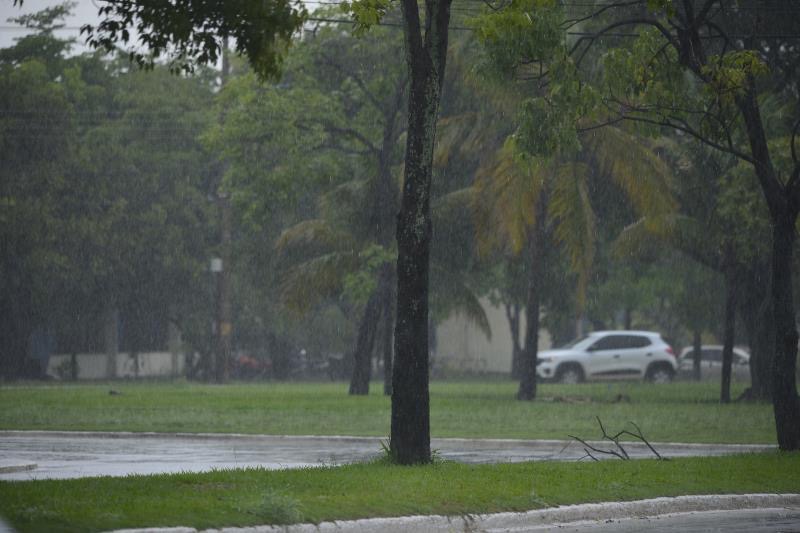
[215,36,233,384]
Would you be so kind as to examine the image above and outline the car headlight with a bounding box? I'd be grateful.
[537,357,553,364]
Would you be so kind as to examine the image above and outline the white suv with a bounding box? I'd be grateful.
[536,330,677,384]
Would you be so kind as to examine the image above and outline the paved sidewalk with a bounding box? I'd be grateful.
[107,494,800,532]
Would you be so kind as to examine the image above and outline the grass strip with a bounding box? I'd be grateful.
[1,453,798,532]
[0,380,775,443]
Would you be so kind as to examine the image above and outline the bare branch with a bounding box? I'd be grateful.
[561,0,647,31]
[570,418,667,461]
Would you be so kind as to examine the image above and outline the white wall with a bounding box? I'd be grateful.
[435,298,551,374]
[47,351,184,380]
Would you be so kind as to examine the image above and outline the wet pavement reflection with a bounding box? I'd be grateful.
[0,431,775,480]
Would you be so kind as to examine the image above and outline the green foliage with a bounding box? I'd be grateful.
[343,245,396,306]
[702,51,769,104]
[80,0,307,79]
[341,0,393,35]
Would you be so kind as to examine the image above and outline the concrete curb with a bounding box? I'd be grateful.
[107,493,800,533]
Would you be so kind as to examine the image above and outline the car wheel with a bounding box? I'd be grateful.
[557,365,583,384]
[647,365,674,384]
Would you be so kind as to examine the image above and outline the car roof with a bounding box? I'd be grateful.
[589,330,662,337]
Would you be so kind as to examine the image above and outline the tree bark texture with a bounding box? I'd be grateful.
[735,86,800,449]
[390,0,451,465]
[517,194,548,401]
[771,214,800,449]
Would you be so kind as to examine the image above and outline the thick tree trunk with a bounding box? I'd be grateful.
[738,269,773,400]
[692,329,702,381]
[720,272,736,404]
[390,0,451,465]
[771,215,800,449]
[517,194,547,401]
[735,85,800,449]
[517,282,541,400]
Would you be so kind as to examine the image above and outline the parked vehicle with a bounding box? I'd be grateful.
[536,330,677,384]
[677,345,750,381]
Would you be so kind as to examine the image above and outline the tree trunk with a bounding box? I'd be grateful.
[771,214,800,449]
[350,69,401,396]
[505,302,522,379]
[671,12,798,440]
[720,271,736,404]
[737,268,773,400]
[692,329,702,381]
[517,194,547,401]
[735,84,800,449]
[349,287,382,395]
[390,0,451,465]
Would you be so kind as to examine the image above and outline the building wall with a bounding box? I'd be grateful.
[47,351,184,380]
[435,298,551,375]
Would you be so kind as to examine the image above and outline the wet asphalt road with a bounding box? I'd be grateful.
[0,431,775,480]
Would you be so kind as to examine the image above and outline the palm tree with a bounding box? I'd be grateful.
[473,127,675,400]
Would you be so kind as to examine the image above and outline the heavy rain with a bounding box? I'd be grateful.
[1,0,799,531]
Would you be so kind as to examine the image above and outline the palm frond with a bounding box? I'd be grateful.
[431,265,492,339]
[275,219,356,260]
[317,179,369,220]
[549,162,596,311]
[614,214,719,268]
[433,187,477,227]
[473,139,545,256]
[583,127,677,227]
[278,251,358,315]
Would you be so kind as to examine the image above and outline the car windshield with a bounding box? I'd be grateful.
[556,336,591,349]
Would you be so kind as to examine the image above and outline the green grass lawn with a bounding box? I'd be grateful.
[0,379,775,443]
[1,453,799,532]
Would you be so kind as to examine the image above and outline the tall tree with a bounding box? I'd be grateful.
[78,0,453,464]
[473,128,674,399]
[346,0,453,463]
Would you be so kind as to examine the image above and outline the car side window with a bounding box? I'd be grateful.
[626,335,652,348]
[589,335,626,351]
[702,349,723,362]
[588,334,654,351]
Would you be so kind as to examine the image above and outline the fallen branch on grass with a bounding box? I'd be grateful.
[568,416,667,461]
